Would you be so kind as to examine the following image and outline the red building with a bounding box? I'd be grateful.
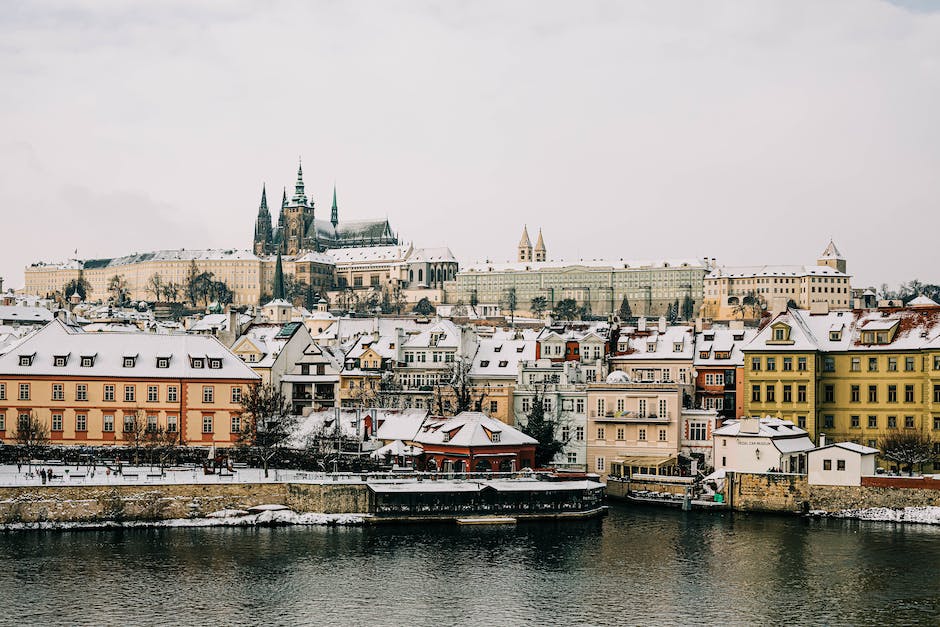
[413,412,537,473]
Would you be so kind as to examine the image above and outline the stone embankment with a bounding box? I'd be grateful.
[0,482,370,526]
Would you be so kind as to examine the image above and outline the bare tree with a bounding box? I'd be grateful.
[146,273,164,302]
[880,430,933,476]
[434,359,485,416]
[122,410,147,465]
[239,383,297,477]
[14,411,49,468]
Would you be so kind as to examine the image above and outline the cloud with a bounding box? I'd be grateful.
[1,0,939,290]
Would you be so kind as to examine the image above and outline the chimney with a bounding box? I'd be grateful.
[228,308,239,336]
[810,301,830,315]
[818,433,826,447]
[638,317,646,332]
[658,316,666,333]
[738,417,760,434]
[694,317,703,333]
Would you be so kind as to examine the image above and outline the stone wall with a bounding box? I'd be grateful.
[807,484,940,512]
[0,482,370,525]
[726,472,809,513]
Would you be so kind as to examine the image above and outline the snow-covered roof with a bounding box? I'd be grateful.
[811,442,879,456]
[374,409,431,441]
[401,320,461,350]
[470,336,535,379]
[0,320,259,380]
[414,412,537,447]
[326,245,411,265]
[693,327,756,366]
[370,440,424,459]
[713,416,809,439]
[232,324,296,367]
[263,299,293,309]
[0,306,55,324]
[79,248,259,269]
[612,325,695,361]
[345,334,399,361]
[293,251,335,265]
[908,295,939,308]
[706,264,848,279]
[188,313,253,333]
[407,247,457,263]
[462,258,706,273]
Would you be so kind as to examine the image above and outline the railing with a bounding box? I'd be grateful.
[590,411,672,421]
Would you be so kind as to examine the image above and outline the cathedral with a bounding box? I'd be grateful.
[253,161,398,256]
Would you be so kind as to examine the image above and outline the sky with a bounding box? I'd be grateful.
[1,0,939,291]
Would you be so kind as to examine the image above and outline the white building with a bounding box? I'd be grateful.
[712,416,815,474]
[807,442,879,486]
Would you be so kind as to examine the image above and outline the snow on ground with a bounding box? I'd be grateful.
[0,509,367,531]
[812,507,940,525]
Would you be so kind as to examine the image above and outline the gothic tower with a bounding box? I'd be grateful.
[331,185,339,229]
[818,240,847,274]
[534,228,546,262]
[518,225,533,262]
[253,185,273,256]
[278,160,318,255]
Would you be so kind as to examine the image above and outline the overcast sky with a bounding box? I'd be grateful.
[2,0,938,291]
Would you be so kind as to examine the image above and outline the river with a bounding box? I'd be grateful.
[1,504,938,626]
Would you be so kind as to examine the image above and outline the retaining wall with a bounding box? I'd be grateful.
[0,482,370,524]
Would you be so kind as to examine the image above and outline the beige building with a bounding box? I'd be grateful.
[807,441,878,486]
[703,241,852,320]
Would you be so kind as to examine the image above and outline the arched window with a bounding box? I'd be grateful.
[418,269,423,283]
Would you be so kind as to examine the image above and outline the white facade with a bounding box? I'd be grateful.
[807,442,878,486]
[712,417,815,474]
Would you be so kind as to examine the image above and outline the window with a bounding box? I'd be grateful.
[850,385,860,403]
[888,357,897,372]
[52,384,64,401]
[597,399,605,415]
[18,355,32,367]
[659,429,667,441]
[489,400,499,414]
[123,356,136,368]
[837,459,846,471]
[576,399,585,413]
[767,357,776,371]
[75,414,86,432]
[567,453,578,464]
[851,415,860,428]
[561,425,570,441]
[231,387,242,403]
[783,357,793,371]
[638,428,646,441]
[751,357,761,371]
[752,385,761,403]
[575,426,584,441]
[905,416,915,429]
[766,385,775,402]
[934,355,940,370]
[168,386,178,402]
[616,398,625,413]
[157,357,170,369]
[18,383,29,401]
[823,459,832,471]
[191,358,205,369]
[689,423,707,441]
[824,385,834,403]
[147,415,157,433]
[123,415,134,432]
[868,386,877,403]
[616,427,625,440]
[868,415,877,428]
[798,357,807,371]
[851,358,860,372]
[888,385,897,403]
[103,415,114,432]
[202,415,213,434]
[783,385,792,403]
[934,417,940,431]
[824,415,834,429]
[797,415,806,429]
[231,415,241,434]
[906,385,915,403]
[80,356,94,367]
[104,384,115,401]
[596,457,605,472]
[51,414,63,431]
[597,427,605,440]
[166,416,178,432]
[521,397,531,413]
[147,385,158,402]
[824,357,835,372]
[0,383,4,400]
[203,386,214,403]
[209,359,222,369]
[53,355,67,367]
[868,357,878,372]
[124,385,135,402]
[888,415,897,429]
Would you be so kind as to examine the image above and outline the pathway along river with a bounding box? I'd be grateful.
[1,504,939,626]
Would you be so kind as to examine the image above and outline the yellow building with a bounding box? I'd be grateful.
[0,319,259,447]
[743,303,940,471]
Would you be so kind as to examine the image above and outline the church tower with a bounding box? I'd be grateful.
[278,160,318,255]
[253,185,273,256]
[534,228,546,262]
[331,185,339,229]
[518,225,533,262]
[818,240,846,274]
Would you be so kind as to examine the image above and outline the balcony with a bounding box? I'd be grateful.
[591,411,672,423]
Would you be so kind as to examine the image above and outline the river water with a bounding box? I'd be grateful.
[1,505,938,626]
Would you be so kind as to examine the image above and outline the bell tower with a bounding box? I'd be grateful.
[518,225,533,262]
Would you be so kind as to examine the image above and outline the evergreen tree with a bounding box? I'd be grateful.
[530,296,548,317]
[682,295,694,320]
[553,298,579,321]
[618,296,632,320]
[413,297,435,315]
[273,252,285,300]
[520,390,566,468]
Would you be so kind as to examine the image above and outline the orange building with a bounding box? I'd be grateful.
[0,319,260,447]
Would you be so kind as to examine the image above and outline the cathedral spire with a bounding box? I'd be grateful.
[331,185,339,228]
[291,158,308,205]
[259,184,268,211]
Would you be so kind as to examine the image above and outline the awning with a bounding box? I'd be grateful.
[613,455,678,468]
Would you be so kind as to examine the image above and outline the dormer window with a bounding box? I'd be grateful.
[516,346,524,353]
[768,323,794,345]
[491,432,501,443]
[53,355,68,367]
[18,355,33,367]
[494,345,502,353]
[704,334,715,341]
[716,351,731,360]
[208,359,222,369]
[80,355,95,367]
[480,360,490,368]
[498,360,508,368]
[443,431,451,442]
[191,358,205,369]
[673,343,682,352]
[829,331,841,341]
[647,342,656,352]
[699,351,710,359]
[156,357,170,369]
[123,356,136,368]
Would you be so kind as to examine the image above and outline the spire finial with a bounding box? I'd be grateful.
[331,183,339,228]
[260,183,268,211]
[291,158,307,205]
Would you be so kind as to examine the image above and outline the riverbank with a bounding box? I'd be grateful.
[811,506,940,525]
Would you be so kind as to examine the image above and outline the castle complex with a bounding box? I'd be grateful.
[253,161,397,256]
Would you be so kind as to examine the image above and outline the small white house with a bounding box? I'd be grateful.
[807,442,879,486]
[712,416,815,474]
